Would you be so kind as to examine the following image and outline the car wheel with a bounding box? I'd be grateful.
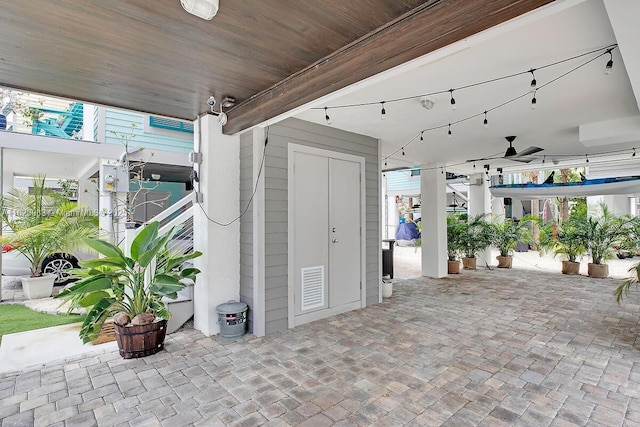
[42,254,79,285]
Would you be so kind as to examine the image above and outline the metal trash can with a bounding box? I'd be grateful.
[216,300,248,339]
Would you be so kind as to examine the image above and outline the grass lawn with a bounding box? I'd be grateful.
[0,304,85,345]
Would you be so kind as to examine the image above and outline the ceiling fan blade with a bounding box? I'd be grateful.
[506,156,535,163]
[515,146,543,157]
[465,151,503,163]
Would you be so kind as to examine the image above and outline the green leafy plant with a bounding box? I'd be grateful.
[0,175,97,277]
[55,221,202,343]
[615,262,640,303]
[538,212,587,263]
[491,216,534,257]
[459,214,492,259]
[446,214,466,261]
[583,204,634,265]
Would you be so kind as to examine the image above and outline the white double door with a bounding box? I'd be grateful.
[289,146,364,326]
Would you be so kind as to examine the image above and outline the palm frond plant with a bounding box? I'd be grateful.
[55,221,202,348]
[446,214,465,262]
[0,175,97,278]
[614,262,640,303]
[491,216,534,258]
[583,204,635,278]
[459,214,492,269]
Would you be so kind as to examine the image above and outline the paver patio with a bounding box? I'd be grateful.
[1,257,640,426]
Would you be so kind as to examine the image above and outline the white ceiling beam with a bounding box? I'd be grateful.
[603,0,640,112]
[579,116,640,147]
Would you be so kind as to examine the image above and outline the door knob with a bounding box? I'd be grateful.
[332,238,338,243]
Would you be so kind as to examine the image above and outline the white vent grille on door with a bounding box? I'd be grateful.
[301,266,325,311]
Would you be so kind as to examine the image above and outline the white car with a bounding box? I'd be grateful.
[2,245,82,285]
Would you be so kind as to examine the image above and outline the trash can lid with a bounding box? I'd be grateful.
[216,300,248,314]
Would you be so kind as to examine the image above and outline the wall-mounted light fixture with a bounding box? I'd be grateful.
[181,0,219,20]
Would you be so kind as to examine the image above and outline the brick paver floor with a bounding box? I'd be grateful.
[1,264,640,426]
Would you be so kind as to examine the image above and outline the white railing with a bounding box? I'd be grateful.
[124,192,195,269]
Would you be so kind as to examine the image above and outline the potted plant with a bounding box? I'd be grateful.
[491,216,533,268]
[459,214,492,270]
[539,213,587,275]
[0,176,97,298]
[583,204,633,279]
[446,214,465,274]
[55,221,202,358]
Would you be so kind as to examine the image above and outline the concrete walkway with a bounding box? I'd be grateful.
[1,256,640,426]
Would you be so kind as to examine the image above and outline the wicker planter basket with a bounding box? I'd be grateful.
[91,319,116,345]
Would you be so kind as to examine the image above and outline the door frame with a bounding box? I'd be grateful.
[287,143,366,328]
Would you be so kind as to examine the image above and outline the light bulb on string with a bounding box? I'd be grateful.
[531,90,537,109]
[384,159,387,167]
[585,154,589,163]
[605,49,613,75]
[449,89,456,110]
[402,147,405,156]
[441,167,444,174]
[380,102,386,120]
[542,155,546,164]
[483,111,488,129]
[633,148,636,158]
[420,131,424,143]
[448,123,452,138]
[529,69,537,92]
[324,107,331,124]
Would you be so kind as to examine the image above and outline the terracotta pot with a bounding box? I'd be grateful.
[462,257,477,270]
[587,263,608,279]
[561,260,580,275]
[496,255,512,268]
[114,319,167,359]
[448,260,461,274]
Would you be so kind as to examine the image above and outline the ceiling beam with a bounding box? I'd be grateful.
[224,0,554,134]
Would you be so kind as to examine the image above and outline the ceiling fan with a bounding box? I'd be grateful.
[466,136,543,164]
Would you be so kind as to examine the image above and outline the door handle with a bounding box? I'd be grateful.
[332,238,338,243]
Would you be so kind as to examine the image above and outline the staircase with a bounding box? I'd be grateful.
[125,192,196,333]
[31,102,83,138]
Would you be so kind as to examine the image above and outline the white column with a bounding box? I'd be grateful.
[468,173,492,265]
[420,166,447,278]
[251,128,266,337]
[193,114,240,336]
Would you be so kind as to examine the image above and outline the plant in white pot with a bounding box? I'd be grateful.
[56,221,202,358]
[0,176,97,298]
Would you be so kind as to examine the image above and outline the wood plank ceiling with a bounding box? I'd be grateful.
[0,0,552,135]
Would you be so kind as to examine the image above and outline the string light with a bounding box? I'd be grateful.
[402,147,405,156]
[449,89,456,110]
[633,148,636,158]
[529,69,537,91]
[441,167,444,174]
[483,111,488,128]
[605,49,613,75]
[377,44,618,163]
[380,102,386,120]
[324,107,331,124]
[542,155,546,164]
[384,159,387,167]
[585,154,589,163]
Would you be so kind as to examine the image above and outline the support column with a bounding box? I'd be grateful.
[420,166,447,278]
[251,128,266,337]
[193,114,240,336]
[468,173,492,265]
